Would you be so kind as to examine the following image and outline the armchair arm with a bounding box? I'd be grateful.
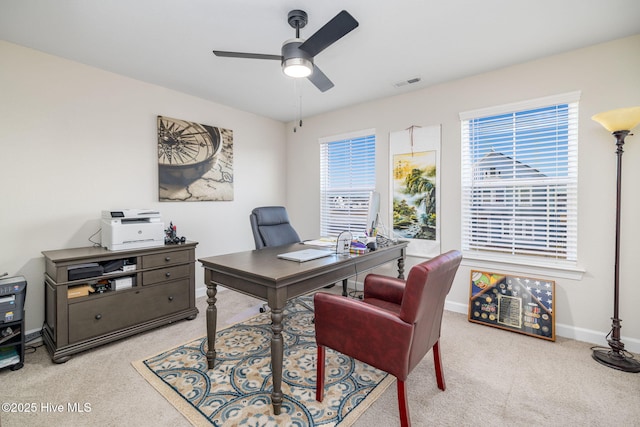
[363,274,406,306]
[314,292,414,380]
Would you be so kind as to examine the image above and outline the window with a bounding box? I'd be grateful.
[460,92,579,265]
[320,130,376,237]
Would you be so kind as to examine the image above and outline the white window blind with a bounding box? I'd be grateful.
[320,130,376,237]
[460,92,579,264]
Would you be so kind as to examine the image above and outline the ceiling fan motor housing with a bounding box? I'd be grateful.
[282,38,313,64]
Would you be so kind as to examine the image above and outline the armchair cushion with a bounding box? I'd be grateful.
[363,274,406,315]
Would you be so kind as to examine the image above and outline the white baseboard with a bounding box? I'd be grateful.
[196,285,207,299]
[445,300,640,354]
[554,323,640,354]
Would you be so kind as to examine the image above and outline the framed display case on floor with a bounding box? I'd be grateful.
[468,270,555,341]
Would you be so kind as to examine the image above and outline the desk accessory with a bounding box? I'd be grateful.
[336,231,353,255]
[164,221,186,245]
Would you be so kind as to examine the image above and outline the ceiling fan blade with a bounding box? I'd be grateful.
[212,50,282,61]
[308,65,334,92]
[298,10,359,57]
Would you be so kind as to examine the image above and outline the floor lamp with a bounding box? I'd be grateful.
[591,106,640,373]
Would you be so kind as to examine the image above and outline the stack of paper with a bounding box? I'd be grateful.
[302,237,337,248]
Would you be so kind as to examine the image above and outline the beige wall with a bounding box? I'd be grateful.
[285,34,640,351]
[0,41,287,334]
[2,34,639,353]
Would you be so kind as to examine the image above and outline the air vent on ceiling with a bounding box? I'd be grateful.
[393,77,422,88]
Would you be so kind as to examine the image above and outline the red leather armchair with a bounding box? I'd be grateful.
[314,250,462,427]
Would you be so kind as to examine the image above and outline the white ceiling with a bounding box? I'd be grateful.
[2,0,639,123]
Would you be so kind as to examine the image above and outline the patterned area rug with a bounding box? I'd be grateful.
[133,297,393,426]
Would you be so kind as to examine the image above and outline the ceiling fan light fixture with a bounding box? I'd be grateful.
[282,57,313,78]
[213,10,359,90]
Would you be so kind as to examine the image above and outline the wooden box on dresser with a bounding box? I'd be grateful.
[41,242,198,363]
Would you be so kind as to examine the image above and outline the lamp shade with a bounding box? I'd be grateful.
[592,106,640,133]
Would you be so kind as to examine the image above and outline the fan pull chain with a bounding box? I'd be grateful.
[293,83,303,132]
[299,94,303,128]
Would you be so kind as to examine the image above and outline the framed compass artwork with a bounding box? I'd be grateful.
[157,115,234,201]
[468,270,555,341]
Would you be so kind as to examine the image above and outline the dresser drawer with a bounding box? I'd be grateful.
[68,279,190,343]
[142,249,192,269]
[142,264,190,285]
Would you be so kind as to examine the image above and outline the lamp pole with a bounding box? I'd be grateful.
[591,129,640,372]
[610,131,626,351]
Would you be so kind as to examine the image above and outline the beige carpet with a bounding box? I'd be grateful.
[132,297,394,426]
[1,287,639,426]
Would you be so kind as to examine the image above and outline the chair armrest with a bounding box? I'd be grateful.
[364,274,406,305]
[314,292,413,380]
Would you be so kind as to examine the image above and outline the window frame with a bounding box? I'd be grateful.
[319,129,376,237]
[460,92,580,271]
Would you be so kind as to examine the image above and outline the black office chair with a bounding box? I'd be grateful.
[250,206,301,249]
[250,206,318,313]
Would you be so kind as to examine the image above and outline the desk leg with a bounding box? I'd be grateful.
[267,288,287,416]
[205,270,218,370]
[342,279,348,296]
[397,257,405,279]
[269,305,284,415]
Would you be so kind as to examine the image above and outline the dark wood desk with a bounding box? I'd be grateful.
[198,241,408,415]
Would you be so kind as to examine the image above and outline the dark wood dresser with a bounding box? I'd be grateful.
[42,242,198,363]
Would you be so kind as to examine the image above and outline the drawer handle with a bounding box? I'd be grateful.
[165,256,171,262]
[168,296,174,302]
[95,314,102,320]
[165,272,171,278]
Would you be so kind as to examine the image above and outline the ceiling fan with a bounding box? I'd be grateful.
[212,9,359,92]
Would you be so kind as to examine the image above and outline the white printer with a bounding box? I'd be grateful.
[101,209,165,251]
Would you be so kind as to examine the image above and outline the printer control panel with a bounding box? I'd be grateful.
[0,276,26,296]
